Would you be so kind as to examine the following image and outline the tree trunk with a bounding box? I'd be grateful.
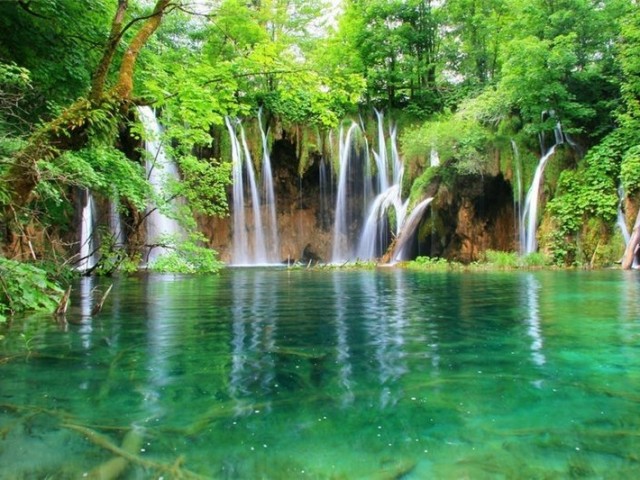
[622,208,640,269]
[3,0,172,213]
[91,0,129,102]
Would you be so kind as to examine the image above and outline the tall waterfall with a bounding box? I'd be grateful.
[332,111,427,263]
[258,108,280,260]
[331,122,363,262]
[227,115,280,265]
[109,197,125,248]
[77,188,97,273]
[521,123,564,254]
[511,140,524,249]
[137,106,184,264]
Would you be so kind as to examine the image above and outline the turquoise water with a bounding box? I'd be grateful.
[1,269,640,478]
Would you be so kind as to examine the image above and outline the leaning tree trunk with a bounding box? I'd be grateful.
[3,0,172,213]
[622,208,640,269]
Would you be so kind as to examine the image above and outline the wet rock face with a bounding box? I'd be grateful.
[200,137,334,264]
[430,173,516,262]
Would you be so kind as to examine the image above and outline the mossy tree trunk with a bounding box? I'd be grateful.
[3,0,172,219]
[622,208,640,269]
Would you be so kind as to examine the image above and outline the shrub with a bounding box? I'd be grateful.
[0,258,65,321]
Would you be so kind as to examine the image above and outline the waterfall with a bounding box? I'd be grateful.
[617,184,631,245]
[355,113,406,260]
[521,122,564,254]
[332,111,424,263]
[258,108,280,260]
[332,122,361,262]
[521,145,557,254]
[137,106,184,264]
[511,140,524,249]
[77,188,97,273]
[109,198,125,248]
[319,157,332,229]
[372,109,390,193]
[430,148,440,168]
[392,197,434,261]
[227,115,280,265]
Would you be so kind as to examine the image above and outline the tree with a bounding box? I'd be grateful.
[327,0,443,113]
[1,0,174,242]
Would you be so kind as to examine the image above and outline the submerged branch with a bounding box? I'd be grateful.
[62,423,207,479]
[91,284,113,316]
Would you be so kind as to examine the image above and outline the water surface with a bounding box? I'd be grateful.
[1,269,640,478]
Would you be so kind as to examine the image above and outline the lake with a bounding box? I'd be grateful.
[1,268,640,478]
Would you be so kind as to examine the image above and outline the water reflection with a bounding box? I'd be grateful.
[229,270,277,413]
[4,270,640,478]
[361,271,408,408]
[523,274,546,367]
[143,277,179,420]
[78,276,94,351]
[332,272,354,405]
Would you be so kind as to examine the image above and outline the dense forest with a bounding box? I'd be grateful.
[1,0,639,319]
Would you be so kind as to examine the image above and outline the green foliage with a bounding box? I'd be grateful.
[521,252,548,268]
[0,258,65,321]
[407,256,451,271]
[0,62,32,133]
[548,140,619,240]
[483,250,520,268]
[402,114,495,176]
[175,155,232,218]
[409,167,438,203]
[328,0,443,112]
[617,6,640,137]
[620,145,640,194]
[543,135,624,267]
[483,250,549,268]
[148,234,225,274]
[0,0,116,114]
[37,146,149,210]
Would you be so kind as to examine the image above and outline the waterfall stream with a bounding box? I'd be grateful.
[258,108,280,261]
[332,111,430,263]
[137,106,185,264]
[331,122,362,262]
[77,188,97,273]
[392,197,434,261]
[227,115,280,265]
[521,123,564,254]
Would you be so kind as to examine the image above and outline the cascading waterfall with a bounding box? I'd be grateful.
[617,184,631,245]
[319,157,332,229]
[392,197,434,261]
[77,188,97,272]
[332,122,362,262]
[257,108,280,260]
[109,198,125,248]
[355,113,406,260]
[511,140,524,248]
[616,185,636,268]
[430,148,440,168]
[521,123,564,254]
[332,111,431,263]
[227,115,280,265]
[137,105,185,264]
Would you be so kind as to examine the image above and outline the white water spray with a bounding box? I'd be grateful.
[258,108,280,260]
[521,122,564,254]
[227,115,280,265]
[137,106,185,264]
[77,188,97,272]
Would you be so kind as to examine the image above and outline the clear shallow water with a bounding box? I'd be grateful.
[2,269,640,478]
